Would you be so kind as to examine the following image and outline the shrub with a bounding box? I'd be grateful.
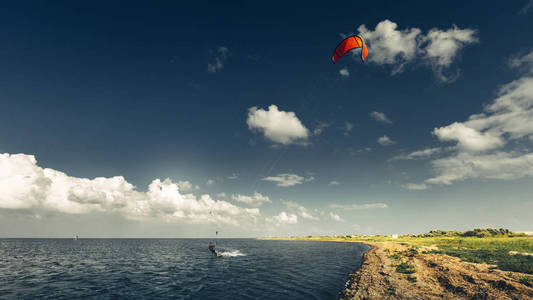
[396,262,416,274]
[389,254,402,260]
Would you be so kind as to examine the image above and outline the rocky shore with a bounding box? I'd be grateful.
[339,242,533,300]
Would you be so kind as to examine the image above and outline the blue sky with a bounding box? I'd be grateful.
[1,1,533,237]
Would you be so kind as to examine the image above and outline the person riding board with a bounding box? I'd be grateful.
[208,241,217,256]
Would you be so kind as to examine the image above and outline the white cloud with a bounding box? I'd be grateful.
[207,46,228,73]
[402,183,429,190]
[176,180,199,192]
[247,105,310,145]
[329,212,344,222]
[206,179,215,185]
[433,122,503,152]
[426,152,533,185]
[420,51,533,186]
[329,203,388,210]
[262,173,314,187]
[390,147,445,161]
[378,135,395,146]
[509,50,533,73]
[358,20,420,74]
[267,211,298,225]
[328,181,341,186]
[422,26,478,82]
[216,192,227,198]
[313,122,329,136]
[283,200,319,220]
[0,153,260,226]
[370,111,392,124]
[231,192,271,207]
[339,68,350,77]
[357,20,477,81]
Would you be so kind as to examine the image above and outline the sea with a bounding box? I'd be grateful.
[0,238,369,299]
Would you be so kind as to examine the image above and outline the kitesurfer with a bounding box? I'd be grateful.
[208,241,217,256]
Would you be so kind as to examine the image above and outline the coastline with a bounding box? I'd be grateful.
[264,238,533,299]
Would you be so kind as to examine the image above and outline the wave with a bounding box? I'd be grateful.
[218,249,246,257]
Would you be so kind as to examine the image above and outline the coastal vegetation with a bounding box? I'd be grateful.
[269,228,533,274]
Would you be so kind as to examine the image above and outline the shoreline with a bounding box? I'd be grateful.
[265,238,533,299]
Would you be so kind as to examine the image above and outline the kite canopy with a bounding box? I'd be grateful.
[332,35,368,63]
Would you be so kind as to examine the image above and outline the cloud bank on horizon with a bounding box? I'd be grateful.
[0,153,260,226]
[0,153,381,230]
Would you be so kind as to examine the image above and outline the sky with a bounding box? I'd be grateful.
[1,1,533,237]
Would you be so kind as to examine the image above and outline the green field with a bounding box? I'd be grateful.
[268,230,533,274]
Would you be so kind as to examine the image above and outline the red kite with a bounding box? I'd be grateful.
[332,35,368,63]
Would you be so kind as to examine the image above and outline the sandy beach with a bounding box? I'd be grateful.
[339,241,533,300]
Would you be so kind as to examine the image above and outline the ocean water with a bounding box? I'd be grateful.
[0,239,369,299]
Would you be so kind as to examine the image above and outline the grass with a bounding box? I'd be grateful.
[407,275,417,283]
[389,253,402,260]
[395,262,416,274]
[266,233,533,274]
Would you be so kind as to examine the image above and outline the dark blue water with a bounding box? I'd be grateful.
[0,239,369,299]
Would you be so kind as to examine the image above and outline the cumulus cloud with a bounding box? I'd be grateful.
[423,26,477,67]
[358,20,420,74]
[206,179,215,185]
[418,51,533,186]
[329,212,344,222]
[424,27,478,82]
[176,180,199,192]
[357,20,477,82]
[216,192,227,198]
[247,105,310,145]
[262,173,314,187]
[0,153,260,226]
[232,192,271,207]
[370,111,392,124]
[402,183,429,190]
[267,211,298,225]
[339,68,350,77]
[207,46,229,73]
[283,200,319,220]
[328,181,341,186]
[329,203,388,210]
[433,123,504,152]
[378,135,395,146]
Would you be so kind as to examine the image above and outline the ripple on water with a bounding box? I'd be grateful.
[0,239,368,299]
